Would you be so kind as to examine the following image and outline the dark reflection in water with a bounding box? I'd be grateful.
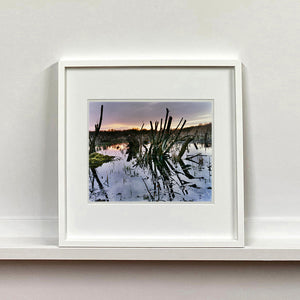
[89,168,109,202]
[89,142,212,202]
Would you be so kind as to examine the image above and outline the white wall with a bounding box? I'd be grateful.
[0,0,300,298]
[1,0,300,220]
[0,261,300,300]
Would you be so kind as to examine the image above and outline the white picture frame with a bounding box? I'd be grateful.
[58,60,244,248]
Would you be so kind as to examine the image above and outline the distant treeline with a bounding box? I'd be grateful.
[90,123,212,146]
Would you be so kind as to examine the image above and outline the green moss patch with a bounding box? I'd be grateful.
[89,152,115,168]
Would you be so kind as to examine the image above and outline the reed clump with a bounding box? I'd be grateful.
[138,108,194,163]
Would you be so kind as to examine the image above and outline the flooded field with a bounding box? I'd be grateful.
[88,101,213,202]
[89,142,212,202]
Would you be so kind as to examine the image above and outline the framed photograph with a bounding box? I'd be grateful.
[88,100,213,203]
[59,60,244,248]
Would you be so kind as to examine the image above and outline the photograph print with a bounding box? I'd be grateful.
[89,101,213,202]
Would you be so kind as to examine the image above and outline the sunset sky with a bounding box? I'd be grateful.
[89,101,212,131]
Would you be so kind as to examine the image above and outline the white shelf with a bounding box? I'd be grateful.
[0,218,299,260]
[0,238,300,260]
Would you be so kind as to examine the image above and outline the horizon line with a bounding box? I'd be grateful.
[89,122,212,132]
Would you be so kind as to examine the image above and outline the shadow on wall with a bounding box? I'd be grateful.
[40,63,58,220]
[241,64,251,219]
[0,261,299,299]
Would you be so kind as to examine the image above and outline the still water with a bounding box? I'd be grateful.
[89,142,212,202]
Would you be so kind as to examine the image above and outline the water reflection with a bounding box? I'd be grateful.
[89,142,212,202]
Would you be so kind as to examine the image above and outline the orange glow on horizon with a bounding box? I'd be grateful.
[89,121,211,132]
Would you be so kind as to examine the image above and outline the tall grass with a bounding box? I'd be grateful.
[139,108,194,163]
